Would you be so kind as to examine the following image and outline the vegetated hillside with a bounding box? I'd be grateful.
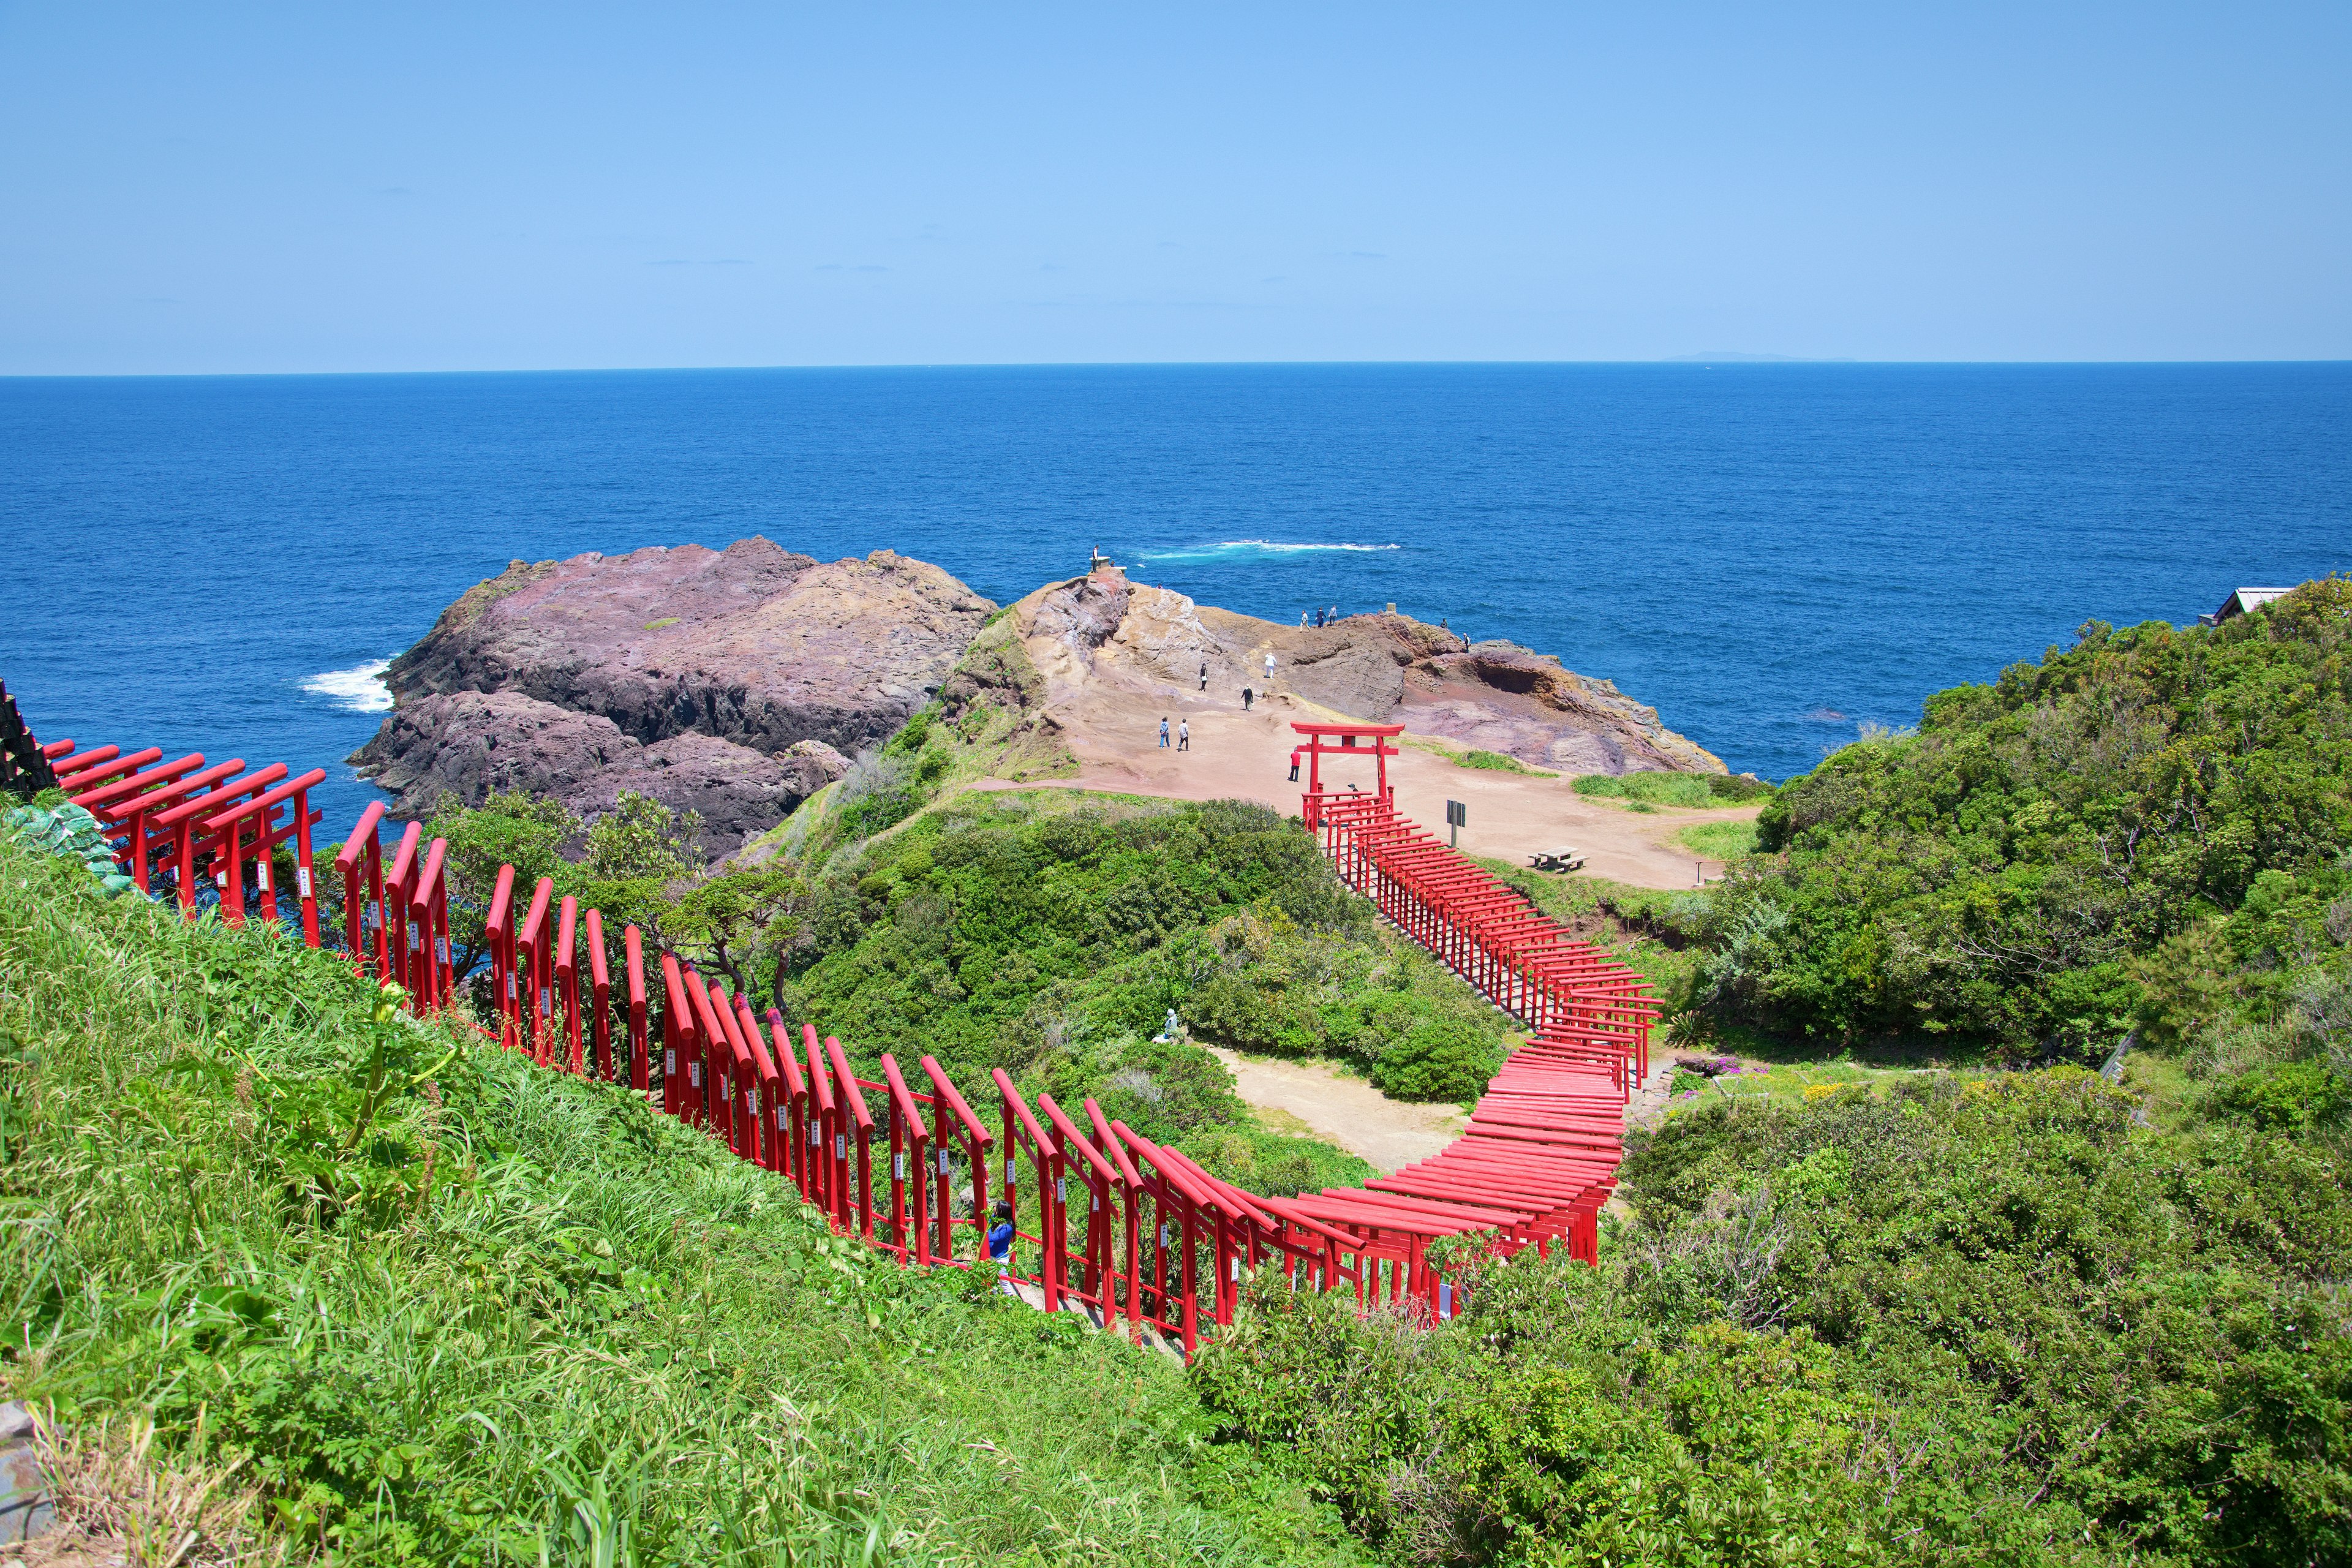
[775,791,1520,1194]
[1697,578,2352,1055]
[1199,1063,2351,1566]
[0,835,1363,1566]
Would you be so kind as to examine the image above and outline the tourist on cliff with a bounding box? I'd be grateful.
[1242,686,1254,712]
[1287,749,1301,782]
[1197,660,1208,690]
[1158,717,1169,748]
[1314,607,1327,628]
[1177,719,1190,752]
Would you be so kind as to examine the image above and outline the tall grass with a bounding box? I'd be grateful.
[0,838,1360,1566]
[1570,772,1771,809]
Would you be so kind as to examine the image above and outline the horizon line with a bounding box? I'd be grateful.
[6,356,2351,382]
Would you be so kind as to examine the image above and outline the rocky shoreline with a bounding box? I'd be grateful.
[353,540,1722,854]
[352,538,991,850]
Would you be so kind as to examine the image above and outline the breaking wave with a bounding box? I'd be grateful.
[301,659,394,713]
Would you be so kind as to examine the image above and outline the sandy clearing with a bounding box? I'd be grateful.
[1204,1045,1466,1175]
[973,688,1755,891]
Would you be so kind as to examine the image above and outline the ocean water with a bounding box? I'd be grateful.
[3,363,2346,837]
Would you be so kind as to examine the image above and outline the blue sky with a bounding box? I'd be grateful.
[2,2,2346,373]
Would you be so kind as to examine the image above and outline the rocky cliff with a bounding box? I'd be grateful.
[1005,568,1722,775]
[353,540,993,849]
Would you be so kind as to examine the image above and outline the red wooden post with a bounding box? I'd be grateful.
[586,908,611,1079]
[625,927,648,1092]
[555,895,581,1072]
[881,1055,930,1265]
[734,994,782,1173]
[658,952,688,1118]
[766,1011,806,1188]
[333,801,386,973]
[922,1055,990,1265]
[684,970,735,1152]
[826,1036,873,1240]
[409,838,448,1013]
[517,877,555,1065]
[804,1025,839,1223]
[1087,1097,1144,1341]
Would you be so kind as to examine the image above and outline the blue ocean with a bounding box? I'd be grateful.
[4,364,2346,836]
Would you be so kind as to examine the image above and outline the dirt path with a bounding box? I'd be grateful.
[1203,1045,1466,1175]
[974,688,1755,891]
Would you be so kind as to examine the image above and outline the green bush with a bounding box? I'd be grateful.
[1367,1014,1500,1102]
[785,794,1513,1114]
[1700,579,2352,1055]
[1195,1069,2352,1566]
[1458,749,1553,776]
[2213,1058,2352,1130]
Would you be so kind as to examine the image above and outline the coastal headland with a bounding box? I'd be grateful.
[353,540,1755,884]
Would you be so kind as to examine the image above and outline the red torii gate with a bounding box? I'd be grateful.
[1290,720,1402,826]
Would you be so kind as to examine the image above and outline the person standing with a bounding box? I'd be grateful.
[1198,660,1208,691]
[988,1200,1017,1294]
[1314,607,1326,629]
[1242,686,1254,712]
[1177,719,1190,752]
[1264,651,1276,685]
[1158,717,1170,748]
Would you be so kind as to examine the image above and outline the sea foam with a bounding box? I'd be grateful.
[301,659,394,713]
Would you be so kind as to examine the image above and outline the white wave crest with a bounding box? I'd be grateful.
[302,658,394,713]
[1136,540,1403,564]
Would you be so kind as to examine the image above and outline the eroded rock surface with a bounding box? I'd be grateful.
[1006,568,1721,775]
[353,539,986,844]
[350,691,851,853]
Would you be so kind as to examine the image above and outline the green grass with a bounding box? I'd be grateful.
[1570,772,1774,810]
[643,617,680,631]
[1456,749,1553,776]
[1675,819,1760,860]
[0,835,1362,1565]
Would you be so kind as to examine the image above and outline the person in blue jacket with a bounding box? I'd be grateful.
[988,1200,1017,1293]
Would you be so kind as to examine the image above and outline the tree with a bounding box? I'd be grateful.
[666,867,815,1006]
[570,791,703,951]
[423,788,577,978]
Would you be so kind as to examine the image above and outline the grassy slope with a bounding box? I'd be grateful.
[781,792,1520,1148]
[0,835,1362,1566]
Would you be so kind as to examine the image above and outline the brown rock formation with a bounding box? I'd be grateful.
[350,692,852,853]
[352,539,990,846]
[1005,568,1721,775]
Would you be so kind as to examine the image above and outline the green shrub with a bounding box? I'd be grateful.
[2213,1058,2352,1130]
[1705,579,2352,1055]
[1572,772,1716,808]
[1196,1068,2352,1566]
[1367,1015,1501,1102]
[1458,749,1553,776]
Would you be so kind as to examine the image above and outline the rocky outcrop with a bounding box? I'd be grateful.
[1403,639,1724,775]
[1005,569,1722,775]
[353,539,989,846]
[350,691,851,853]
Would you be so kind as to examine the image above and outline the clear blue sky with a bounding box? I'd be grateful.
[3,2,2345,373]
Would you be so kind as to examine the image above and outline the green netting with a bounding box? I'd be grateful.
[3,801,140,897]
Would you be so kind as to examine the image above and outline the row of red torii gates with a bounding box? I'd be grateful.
[28,714,1649,1357]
